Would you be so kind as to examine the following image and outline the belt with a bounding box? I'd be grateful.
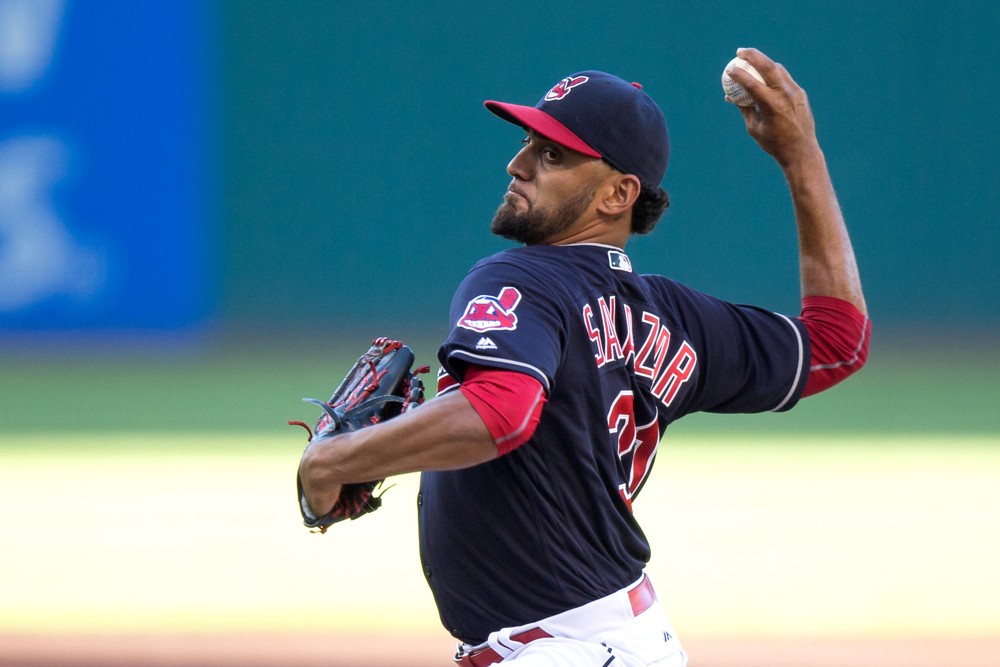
[627,572,656,617]
[454,575,656,667]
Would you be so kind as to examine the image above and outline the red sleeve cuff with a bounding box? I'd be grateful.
[800,296,871,397]
[459,365,546,455]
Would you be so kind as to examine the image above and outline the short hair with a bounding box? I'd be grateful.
[632,185,670,235]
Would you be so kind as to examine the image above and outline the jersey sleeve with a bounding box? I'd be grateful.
[660,279,810,414]
[437,258,564,393]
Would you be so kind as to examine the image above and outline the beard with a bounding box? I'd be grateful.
[490,187,596,245]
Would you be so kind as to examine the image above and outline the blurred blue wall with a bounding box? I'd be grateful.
[0,0,217,333]
[3,1,998,340]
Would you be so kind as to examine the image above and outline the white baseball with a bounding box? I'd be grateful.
[721,56,765,107]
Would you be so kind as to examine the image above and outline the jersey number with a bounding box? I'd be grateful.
[607,391,660,511]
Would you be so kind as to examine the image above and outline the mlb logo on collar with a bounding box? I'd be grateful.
[608,250,632,272]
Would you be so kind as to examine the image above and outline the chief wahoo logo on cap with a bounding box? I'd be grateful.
[544,75,589,101]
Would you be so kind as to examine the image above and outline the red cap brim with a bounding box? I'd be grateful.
[484,101,602,158]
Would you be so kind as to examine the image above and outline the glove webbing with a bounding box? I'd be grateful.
[291,395,406,440]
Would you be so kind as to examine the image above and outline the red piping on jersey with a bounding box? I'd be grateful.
[800,295,871,397]
[459,365,546,455]
[437,369,461,395]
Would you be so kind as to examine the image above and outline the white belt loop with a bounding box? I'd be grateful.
[487,627,516,659]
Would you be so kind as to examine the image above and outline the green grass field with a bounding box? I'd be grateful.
[1,336,997,435]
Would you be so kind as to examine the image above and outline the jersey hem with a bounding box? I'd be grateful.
[447,349,552,393]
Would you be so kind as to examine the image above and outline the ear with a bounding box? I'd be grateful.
[597,173,641,218]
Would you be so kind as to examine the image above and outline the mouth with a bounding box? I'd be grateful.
[505,187,529,206]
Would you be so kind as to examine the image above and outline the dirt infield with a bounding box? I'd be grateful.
[3,633,998,667]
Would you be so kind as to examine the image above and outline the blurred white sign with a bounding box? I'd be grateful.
[0,136,105,311]
[0,0,64,93]
[0,0,107,313]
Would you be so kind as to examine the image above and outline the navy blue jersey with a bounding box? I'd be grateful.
[418,243,809,644]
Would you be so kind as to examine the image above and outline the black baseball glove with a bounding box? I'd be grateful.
[290,337,428,533]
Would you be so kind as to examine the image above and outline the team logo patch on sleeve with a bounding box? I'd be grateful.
[457,286,522,332]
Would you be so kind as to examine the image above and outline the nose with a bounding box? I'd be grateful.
[507,145,533,181]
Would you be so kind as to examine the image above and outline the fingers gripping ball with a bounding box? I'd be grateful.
[289,337,429,533]
[721,56,765,107]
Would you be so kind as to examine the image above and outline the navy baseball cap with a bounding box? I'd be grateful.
[485,71,669,187]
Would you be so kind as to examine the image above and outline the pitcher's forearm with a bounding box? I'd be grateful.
[784,147,867,315]
[299,391,497,505]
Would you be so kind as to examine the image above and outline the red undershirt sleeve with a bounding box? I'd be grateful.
[800,295,872,397]
[459,365,547,456]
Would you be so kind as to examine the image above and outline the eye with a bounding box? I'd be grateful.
[519,133,562,164]
[540,145,562,163]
